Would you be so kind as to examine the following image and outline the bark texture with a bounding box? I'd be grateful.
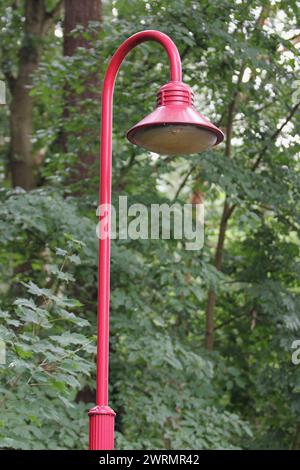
[63,0,102,182]
[8,0,62,189]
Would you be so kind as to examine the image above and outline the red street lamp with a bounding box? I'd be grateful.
[88,30,224,450]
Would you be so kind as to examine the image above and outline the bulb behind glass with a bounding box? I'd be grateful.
[128,124,217,155]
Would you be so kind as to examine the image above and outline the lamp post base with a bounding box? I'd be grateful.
[88,405,116,450]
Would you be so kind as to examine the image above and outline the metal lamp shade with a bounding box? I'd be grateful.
[127,81,224,155]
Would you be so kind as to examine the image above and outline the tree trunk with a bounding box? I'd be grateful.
[203,8,272,350]
[8,0,62,190]
[205,200,232,350]
[63,0,102,181]
[204,92,239,350]
[10,72,35,190]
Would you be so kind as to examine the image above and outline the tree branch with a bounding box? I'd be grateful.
[251,100,300,171]
[173,165,195,201]
[42,0,64,35]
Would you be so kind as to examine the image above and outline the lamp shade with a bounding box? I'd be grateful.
[127,81,224,155]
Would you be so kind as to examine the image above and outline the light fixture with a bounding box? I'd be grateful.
[88,30,224,451]
[128,81,223,155]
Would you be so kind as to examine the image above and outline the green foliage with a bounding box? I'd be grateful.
[0,194,96,448]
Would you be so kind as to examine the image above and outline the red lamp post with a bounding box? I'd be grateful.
[88,30,224,450]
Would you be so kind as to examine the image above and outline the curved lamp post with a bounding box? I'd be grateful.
[88,30,224,450]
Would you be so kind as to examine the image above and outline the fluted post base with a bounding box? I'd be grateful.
[88,405,116,450]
